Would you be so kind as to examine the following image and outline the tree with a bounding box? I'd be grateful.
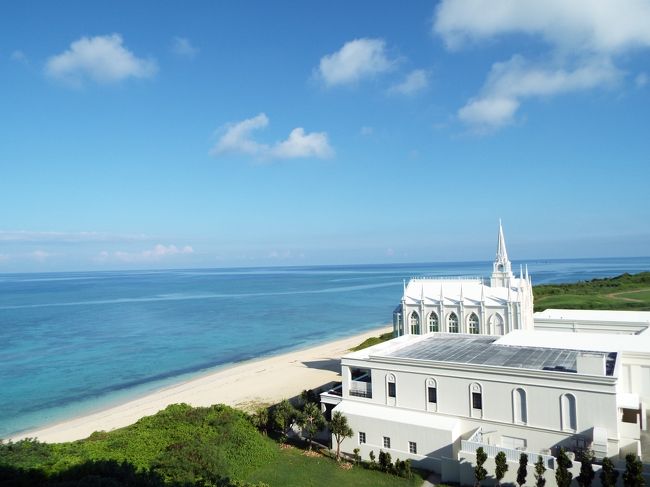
[534,455,547,487]
[297,402,325,450]
[495,451,509,487]
[300,389,318,406]
[353,448,360,465]
[369,450,377,469]
[474,447,488,487]
[555,448,574,487]
[272,400,297,442]
[378,450,393,472]
[403,459,413,479]
[577,452,595,487]
[250,406,269,435]
[600,457,619,487]
[517,452,528,487]
[329,411,353,461]
[623,453,645,487]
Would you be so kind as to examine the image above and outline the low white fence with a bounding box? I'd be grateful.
[460,438,556,469]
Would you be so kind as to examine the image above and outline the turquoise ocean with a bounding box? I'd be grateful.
[1,257,649,438]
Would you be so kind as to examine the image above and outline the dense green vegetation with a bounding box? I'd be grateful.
[350,331,394,351]
[0,403,421,487]
[533,272,650,312]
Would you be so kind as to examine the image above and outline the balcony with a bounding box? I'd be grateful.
[349,379,372,398]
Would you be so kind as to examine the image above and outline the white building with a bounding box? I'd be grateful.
[322,224,650,485]
[393,222,534,337]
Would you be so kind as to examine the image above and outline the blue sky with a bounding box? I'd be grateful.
[1,1,649,272]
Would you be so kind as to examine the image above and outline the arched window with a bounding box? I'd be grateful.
[468,313,480,334]
[386,373,397,406]
[469,382,483,418]
[561,393,577,432]
[427,378,437,402]
[513,388,527,424]
[428,312,439,332]
[490,314,504,335]
[409,311,420,335]
[448,312,459,333]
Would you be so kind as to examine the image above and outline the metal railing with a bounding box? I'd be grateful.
[409,276,484,282]
[349,380,372,399]
[460,429,556,469]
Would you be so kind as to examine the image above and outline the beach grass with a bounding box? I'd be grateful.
[350,331,395,351]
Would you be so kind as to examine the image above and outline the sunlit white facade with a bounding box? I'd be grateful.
[322,223,650,486]
[393,222,534,338]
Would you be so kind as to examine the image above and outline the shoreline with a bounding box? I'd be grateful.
[9,325,392,444]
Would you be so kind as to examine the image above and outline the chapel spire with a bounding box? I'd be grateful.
[496,219,509,264]
[490,219,514,288]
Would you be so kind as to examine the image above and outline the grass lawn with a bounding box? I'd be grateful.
[613,288,650,301]
[533,272,650,312]
[245,446,425,487]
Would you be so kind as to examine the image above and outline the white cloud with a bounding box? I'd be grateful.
[0,230,149,243]
[389,69,429,95]
[99,244,194,263]
[45,34,157,85]
[360,126,374,136]
[636,72,649,88]
[0,253,9,262]
[31,250,52,262]
[212,113,269,157]
[171,37,198,58]
[434,1,650,131]
[270,128,333,159]
[317,38,396,86]
[11,50,27,63]
[458,55,621,129]
[210,113,334,161]
[434,0,650,54]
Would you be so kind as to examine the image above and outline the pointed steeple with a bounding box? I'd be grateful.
[439,285,444,305]
[420,284,425,303]
[496,219,509,263]
[490,219,514,288]
[459,283,464,303]
[480,283,485,303]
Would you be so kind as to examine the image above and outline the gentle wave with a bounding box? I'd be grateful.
[0,282,398,310]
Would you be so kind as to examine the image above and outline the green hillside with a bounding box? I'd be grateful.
[1,403,422,487]
[533,271,650,312]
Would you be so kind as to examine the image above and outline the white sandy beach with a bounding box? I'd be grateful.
[10,325,391,444]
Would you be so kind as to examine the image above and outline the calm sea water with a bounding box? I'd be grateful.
[1,257,649,438]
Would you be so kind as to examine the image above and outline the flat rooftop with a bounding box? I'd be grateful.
[534,308,650,324]
[370,334,617,376]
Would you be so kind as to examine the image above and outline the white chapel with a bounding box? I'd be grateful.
[393,222,534,337]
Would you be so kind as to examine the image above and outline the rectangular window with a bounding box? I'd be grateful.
[409,441,417,454]
[383,436,391,449]
[388,382,396,398]
[428,386,437,403]
[622,408,638,424]
[359,431,366,444]
[472,392,483,410]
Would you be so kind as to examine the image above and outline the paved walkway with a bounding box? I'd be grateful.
[421,471,442,487]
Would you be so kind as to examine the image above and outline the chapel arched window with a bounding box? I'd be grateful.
[428,312,439,332]
[448,312,459,333]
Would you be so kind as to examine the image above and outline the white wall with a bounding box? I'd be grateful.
[337,410,458,472]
